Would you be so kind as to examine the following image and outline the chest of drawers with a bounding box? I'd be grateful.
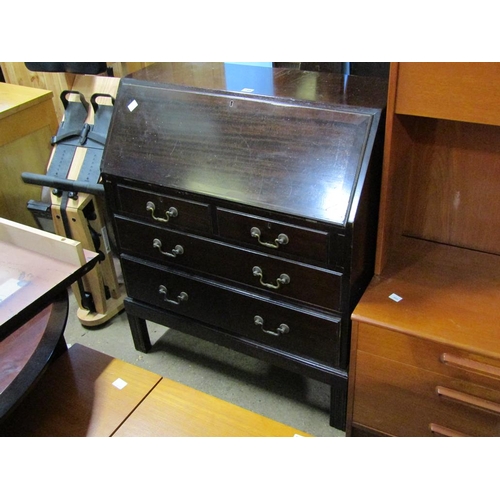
[352,323,500,437]
[100,63,387,430]
[349,239,500,436]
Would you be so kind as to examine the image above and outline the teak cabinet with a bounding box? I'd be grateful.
[347,63,500,437]
[101,63,387,430]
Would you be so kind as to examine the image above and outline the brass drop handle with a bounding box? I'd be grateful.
[250,227,289,249]
[158,285,188,305]
[146,201,178,223]
[253,315,289,337]
[252,266,290,290]
[153,238,184,258]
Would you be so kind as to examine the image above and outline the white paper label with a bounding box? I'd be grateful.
[0,278,28,304]
[389,293,403,302]
[128,100,138,112]
[112,378,128,390]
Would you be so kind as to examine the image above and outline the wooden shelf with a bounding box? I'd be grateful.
[353,237,500,359]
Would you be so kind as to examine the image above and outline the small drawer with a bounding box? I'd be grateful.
[121,256,342,368]
[217,208,330,264]
[352,351,500,437]
[115,217,342,312]
[116,184,212,234]
[356,323,500,392]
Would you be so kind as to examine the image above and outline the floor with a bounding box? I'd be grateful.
[64,288,345,437]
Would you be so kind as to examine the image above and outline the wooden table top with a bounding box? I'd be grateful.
[1,344,162,436]
[114,377,312,437]
[0,291,68,422]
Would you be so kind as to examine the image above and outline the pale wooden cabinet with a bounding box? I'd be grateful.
[347,63,500,437]
[0,83,58,228]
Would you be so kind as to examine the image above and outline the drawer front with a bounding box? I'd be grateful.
[121,256,342,367]
[357,323,500,392]
[353,351,500,436]
[115,217,342,312]
[116,184,212,234]
[217,208,330,264]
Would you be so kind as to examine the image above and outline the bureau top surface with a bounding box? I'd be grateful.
[102,63,387,225]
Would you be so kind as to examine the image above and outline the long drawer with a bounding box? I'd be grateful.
[357,323,500,392]
[115,216,342,312]
[353,350,500,436]
[121,256,342,367]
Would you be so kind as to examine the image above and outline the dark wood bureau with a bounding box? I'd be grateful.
[100,63,387,430]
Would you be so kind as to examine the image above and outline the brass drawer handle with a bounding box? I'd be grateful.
[153,238,184,258]
[429,423,469,437]
[158,285,188,305]
[440,352,500,381]
[436,386,500,416]
[252,266,290,290]
[146,201,178,223]
[250,227,289,249]
[253,315,289,337]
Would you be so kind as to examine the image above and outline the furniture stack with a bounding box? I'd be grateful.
[347,63,500,437]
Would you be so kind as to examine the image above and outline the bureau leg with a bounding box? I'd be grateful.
[127,313,152,353]
[330,385,347,431]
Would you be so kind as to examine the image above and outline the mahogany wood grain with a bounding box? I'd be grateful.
[102,64,386,227]
[0,344,161,436]
[216,208,331,266]
[114,377,311,437]
[116,184,213,235]
[102,63,387,431]
[121,256,342,368]
[114,216,343,313]
[130,62,389,109]
[0,291,68,422]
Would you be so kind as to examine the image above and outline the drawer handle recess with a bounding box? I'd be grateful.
[429,423,469,437]
[146,201,178,223]
[158,285,188,305]
[250,227,289,249]
[440,352,500,381]
[252,266,290,290]
[436,386,500,416]
[253,315,289,337]
[153,238,184,258]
